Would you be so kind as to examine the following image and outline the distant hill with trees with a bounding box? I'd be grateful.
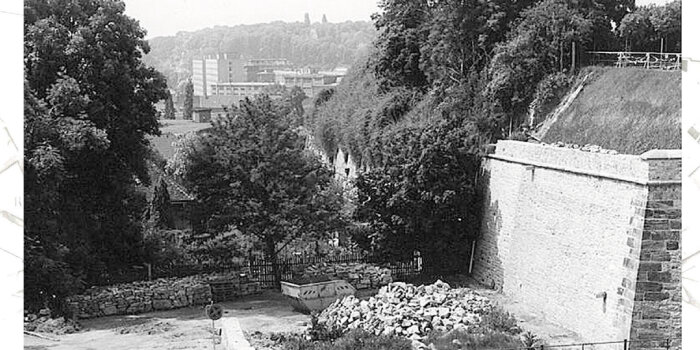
[143,21,377,88]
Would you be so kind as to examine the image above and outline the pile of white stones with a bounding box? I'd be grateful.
[317,280,492,341]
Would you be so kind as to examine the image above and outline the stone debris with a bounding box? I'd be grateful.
[65,272,260,319]
[24,313,82,335]
[317,280,492,341]
[300,262,393,290]
[544,141,619,155]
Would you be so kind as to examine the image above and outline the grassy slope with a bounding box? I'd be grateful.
[540,67,681,154]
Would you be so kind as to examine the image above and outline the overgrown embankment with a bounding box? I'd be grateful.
[537,67,681,154]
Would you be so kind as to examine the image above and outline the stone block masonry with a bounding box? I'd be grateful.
[65,272,261,319]
[472,141,680,349]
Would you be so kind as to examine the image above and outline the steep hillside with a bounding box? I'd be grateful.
[143,21,376,88]
[537,67,681,154]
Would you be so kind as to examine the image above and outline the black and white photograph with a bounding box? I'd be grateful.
[0,0,695,349]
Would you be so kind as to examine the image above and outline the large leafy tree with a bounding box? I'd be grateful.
[177,94,347,287]
[354,117,483,274]
[24,0,167,311]
[487,0,593,127]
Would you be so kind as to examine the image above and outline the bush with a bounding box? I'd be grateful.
[481,307,522,335]
[283,329,413,350]
[425,328,523,350]
[530,72,574,121]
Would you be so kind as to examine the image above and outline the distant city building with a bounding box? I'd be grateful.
[244,58,293,82]
[192,53,245,97]
[274,68,346,96]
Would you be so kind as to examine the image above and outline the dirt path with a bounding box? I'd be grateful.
[24,291,309,350]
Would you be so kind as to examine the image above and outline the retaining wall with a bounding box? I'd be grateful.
[472,140,680,350]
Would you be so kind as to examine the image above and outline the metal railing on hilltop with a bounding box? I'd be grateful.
[585,51,681,71]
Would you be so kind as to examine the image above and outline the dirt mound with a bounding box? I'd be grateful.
[115,320,174,335]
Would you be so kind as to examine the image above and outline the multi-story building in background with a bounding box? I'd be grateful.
[192,55,349,110]
[244,58,294,82]
[192,53,245,97]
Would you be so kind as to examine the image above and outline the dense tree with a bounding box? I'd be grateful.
[183,80,194,120]
[322,14,328,24]
[354,117,483,274]
[24,0,167,311]
[305,13,311,26]
[371,0,430,90]
[176,94,347,287]
[486,0,593,128]
[149,177,173,229]
[164,91,176,119]
[617,0,681,52]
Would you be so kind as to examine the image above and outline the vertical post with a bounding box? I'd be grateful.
[665,338,670,350]
[571,41,576,72]
[623,339,628,350]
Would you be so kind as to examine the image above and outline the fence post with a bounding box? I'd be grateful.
[623,339,628,350]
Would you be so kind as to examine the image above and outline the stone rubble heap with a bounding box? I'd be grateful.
[65,272,260,319]
[24,309,82,335]
[545,141,619,155]
[302,262,393,290]
[317,280,492,341]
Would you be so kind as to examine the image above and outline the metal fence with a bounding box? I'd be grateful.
[479,338,676,350]
[585,51,681,70]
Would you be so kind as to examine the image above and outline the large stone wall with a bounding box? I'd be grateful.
[66,273,261,319]
[472,141,680,349]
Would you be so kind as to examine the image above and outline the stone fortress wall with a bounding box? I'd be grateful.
[472,140,681,350]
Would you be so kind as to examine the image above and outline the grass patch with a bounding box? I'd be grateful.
[540,67,680,154]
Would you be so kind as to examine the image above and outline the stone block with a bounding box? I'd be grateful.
[643,292,669,301]
[647,271,671,283]
[666,241,679,251]
[639,262,662,272]
[637,282,662,292]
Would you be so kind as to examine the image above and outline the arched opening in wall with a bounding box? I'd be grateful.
[344,151,349,164]
[344,168,350,177]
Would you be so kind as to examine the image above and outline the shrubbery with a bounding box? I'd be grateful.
[282,329,413,350]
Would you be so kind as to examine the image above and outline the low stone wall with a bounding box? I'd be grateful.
[302,262,393,290]
[66,273,260,319]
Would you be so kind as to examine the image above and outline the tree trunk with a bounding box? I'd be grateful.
[265,237,281,290]
[559,41,564,72]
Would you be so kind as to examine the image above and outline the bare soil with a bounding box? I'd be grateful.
[24,291,309,350]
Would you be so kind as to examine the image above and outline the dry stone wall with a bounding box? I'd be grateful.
[66,272,261,319]
[473,141,680,349]
[301,262,393,290]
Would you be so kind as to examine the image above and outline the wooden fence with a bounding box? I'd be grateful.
[585,51,681,70]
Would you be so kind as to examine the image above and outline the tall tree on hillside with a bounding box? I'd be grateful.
[305,13,311,25]
[371,0,430,90]
[178,95,347,287]
[487,0,592,127]
[322,14,328,24]
[24,0,167,311]
[184,80,194,120]
[164,90,175,119]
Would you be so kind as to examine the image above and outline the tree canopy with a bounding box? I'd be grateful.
[24,0,167,311]
[173,93,347,285]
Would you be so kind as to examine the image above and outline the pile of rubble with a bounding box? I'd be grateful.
[317,281,492,341]
[24,309,81,335]
[544,141,619,155]
[301,262,393,290]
